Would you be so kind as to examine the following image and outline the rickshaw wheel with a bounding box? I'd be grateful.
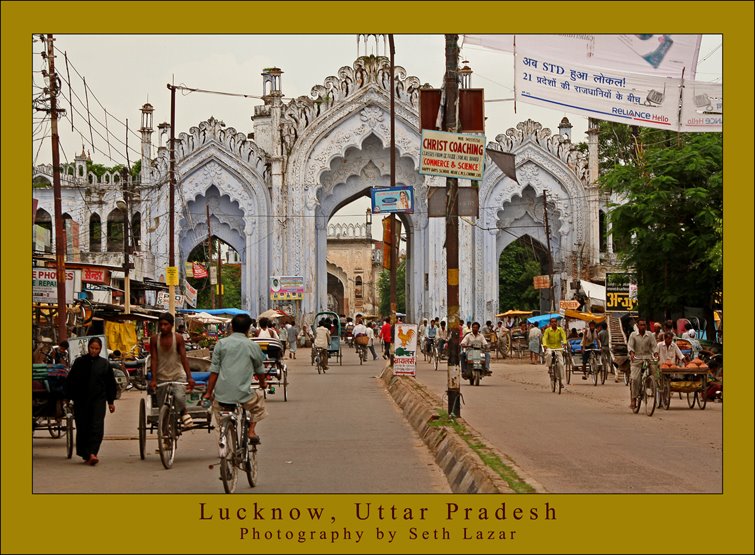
[138,398,147,460]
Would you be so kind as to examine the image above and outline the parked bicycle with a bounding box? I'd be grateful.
[215,400,258,494]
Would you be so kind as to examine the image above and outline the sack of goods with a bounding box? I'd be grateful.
[354,335,369,346]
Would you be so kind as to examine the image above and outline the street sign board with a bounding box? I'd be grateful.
[420,130,486,180]
[605,272,638,312]
[32,268,81,303]
[533,275,551,289]
[560,299,580,310]
[427,187,479,217]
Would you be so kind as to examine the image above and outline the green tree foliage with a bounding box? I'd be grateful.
[377,257,406,317]
[187,240,241,309]
[498,240,542,311]
[599,123,722,326]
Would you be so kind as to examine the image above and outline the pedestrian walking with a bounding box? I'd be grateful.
[528,323,542,364]
[278,321,288,357]
[379,317,392,359]
[286,322,299,359]
[63,337,117,466]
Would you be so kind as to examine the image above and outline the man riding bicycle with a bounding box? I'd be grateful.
[203,314,267,444]
[313,319,332,370]
[424,319,438,355]
[627,319,659,411]
[150,312,196,429]
[541,317,567,376]
[580,320,601,379]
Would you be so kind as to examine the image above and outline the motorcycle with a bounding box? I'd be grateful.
[462,347,490,386]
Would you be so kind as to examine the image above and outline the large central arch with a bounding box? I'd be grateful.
[283,59,435,322]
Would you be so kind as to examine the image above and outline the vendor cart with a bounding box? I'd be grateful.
[658,361,710,410]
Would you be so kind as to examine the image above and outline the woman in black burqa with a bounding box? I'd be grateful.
[64,337,117,465]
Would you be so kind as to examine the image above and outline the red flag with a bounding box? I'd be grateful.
[192,262,208,279]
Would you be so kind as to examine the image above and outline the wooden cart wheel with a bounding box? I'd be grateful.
[697,376,707,410]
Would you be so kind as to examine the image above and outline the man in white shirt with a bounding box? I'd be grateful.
[313,319,331,370]
[256,317,279,339]
[460,322,490,374]
[365,323,378,360]
[658,332,686,366]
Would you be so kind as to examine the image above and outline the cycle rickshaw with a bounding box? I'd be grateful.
[137,355,214,468]
[312,310,342,366]
[251,337,289,401]
[32,363,74,458]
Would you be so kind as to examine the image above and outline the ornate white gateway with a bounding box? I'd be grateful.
[36,51,606,324]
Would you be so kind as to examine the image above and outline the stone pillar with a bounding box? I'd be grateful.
[586,118,601,267]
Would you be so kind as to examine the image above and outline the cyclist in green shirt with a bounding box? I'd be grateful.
[542,318,568,377]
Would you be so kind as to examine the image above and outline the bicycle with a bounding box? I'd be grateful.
[314,347,328,374]
[631,358,657,416]
[355,342,367,365]
[425,338,436,366]
[546,348,565,394]
[433,340,446,371]
[154,381,189,469]
[215,400,258,494]
[583,347,605,386]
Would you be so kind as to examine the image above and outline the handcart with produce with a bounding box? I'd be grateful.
[251,337,289,401]
[657,357,711,410]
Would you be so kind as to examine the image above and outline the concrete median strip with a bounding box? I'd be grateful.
[379,365,543,494]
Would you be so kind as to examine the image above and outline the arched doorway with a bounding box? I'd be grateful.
[498,235,550,313]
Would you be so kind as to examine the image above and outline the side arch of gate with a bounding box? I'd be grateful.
[175,143,271,315]
[473,137,589,322]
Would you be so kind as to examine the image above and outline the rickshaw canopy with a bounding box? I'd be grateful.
[496,309,534,318]
[527,313,562,326]
[563,309,607,323]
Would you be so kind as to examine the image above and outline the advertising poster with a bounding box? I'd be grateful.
[270,275,304,300]
[371,186,414,214]
[679,80,723,132]
[392,323,418,376]
[419,129,486,180]
[5,5,752,555]
[515,52,683,130]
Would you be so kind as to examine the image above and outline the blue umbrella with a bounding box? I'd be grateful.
[527,313,562,326]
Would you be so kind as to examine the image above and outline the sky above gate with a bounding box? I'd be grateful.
[32,34,721,241]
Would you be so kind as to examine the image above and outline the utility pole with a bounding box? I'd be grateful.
[206,205,215,308]
[543,191,555,311]
[167,84,177,317]
[46,34,68,341]
[118,168,132,314]
[217,238,223,308]
[388,35,398,328]
[444,34,461,417]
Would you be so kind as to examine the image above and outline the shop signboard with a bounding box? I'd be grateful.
[606,272,638,312]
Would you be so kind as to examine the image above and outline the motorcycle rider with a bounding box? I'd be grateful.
[460,322,490,376]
